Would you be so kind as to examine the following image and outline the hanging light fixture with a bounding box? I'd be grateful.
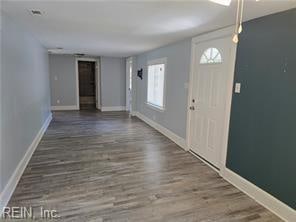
[238,0,244,34]
[232,0,245,43]
[209,0,261,43]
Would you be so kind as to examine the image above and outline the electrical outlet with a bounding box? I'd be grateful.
[57,99,60,104]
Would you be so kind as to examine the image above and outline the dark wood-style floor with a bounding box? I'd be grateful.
[8,111,281,221]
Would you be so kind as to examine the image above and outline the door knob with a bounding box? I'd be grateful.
[189,106,195,110]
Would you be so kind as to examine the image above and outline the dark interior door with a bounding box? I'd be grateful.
[78,61,96,110]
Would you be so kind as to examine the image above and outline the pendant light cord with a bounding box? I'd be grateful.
[235,0,241,34]
[239,0,244,32]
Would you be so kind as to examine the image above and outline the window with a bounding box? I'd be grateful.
[200,47,222,64]
[147,58,166,110]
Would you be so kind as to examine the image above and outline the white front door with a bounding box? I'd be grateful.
[189,36,233,169]
[126,57,133,112]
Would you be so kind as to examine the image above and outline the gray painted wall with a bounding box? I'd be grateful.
[49,54,77,107]
[0,13,51,192]
[101,57,126,107]
[49,55,125,109]
[135,39,191,138]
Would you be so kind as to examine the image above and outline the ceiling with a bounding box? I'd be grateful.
[2,0,295,57]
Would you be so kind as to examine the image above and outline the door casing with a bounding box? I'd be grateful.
[186,26,237,171]
[126,57,133,112]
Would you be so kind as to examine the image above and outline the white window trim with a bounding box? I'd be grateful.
[146,102,165,112]
[146,57,167,112]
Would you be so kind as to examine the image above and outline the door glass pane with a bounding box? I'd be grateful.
[200,48,222,64]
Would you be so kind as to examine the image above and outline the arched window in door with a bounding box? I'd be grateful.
[200,47,222,64]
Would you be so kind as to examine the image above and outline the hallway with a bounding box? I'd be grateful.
[8,111,280,221]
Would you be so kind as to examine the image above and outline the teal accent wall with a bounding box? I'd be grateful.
[226,8,296,209]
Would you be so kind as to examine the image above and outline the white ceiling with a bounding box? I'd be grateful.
[2,0,295,57]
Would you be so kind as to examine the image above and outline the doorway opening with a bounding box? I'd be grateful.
[78,60,97,110]
[126,57,133,113]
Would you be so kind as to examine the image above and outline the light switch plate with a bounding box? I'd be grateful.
[235,83,241,93]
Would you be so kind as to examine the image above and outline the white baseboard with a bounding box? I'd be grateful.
[131,111,138,116]
[101,106,126,112]
[134,111,186,150]
[0,114,52,215]
[220,168,296,222]
[51,105,79,111]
